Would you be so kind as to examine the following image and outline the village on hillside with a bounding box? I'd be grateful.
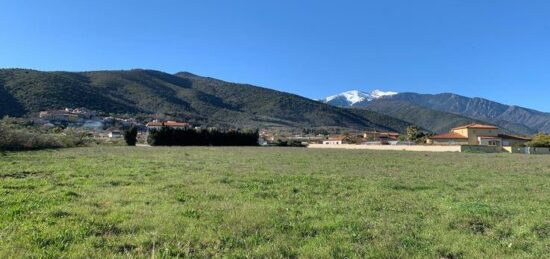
[28,107,550,154]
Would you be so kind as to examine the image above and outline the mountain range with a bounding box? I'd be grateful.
[1,68,548,135]
[322,90,550,135]
[0,69,409,132]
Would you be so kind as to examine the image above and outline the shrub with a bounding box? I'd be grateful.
[0,118,92,151]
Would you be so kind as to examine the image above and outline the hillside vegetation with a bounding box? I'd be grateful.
[0,147,548,257]
[0,69,410,132]
[0,117,92,151]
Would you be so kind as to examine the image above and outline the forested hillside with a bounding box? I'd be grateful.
[0,69,410,132]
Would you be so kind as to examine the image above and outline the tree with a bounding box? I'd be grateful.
[406,125,430,144]
[124,126,138,146]
[406,125,420,141]
[525,133,550,147]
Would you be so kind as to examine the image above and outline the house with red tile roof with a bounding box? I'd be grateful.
[427,123,531,146]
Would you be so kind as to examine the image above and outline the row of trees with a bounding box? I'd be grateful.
[146,127,259,146]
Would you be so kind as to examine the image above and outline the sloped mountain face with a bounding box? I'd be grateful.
[171,73,410,131]
[380,93,550,134]
[364,100,493,134]
[0,69,410,132]
[386,93,509,120]
[321,90,397,107]
[321,90,548,135]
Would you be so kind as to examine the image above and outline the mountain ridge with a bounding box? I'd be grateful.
[0,68,411,132]
[382,92,550,134]
[321,90,549,134]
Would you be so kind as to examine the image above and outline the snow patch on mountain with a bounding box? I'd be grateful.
[322,90,397,106]
[370,90,398,99]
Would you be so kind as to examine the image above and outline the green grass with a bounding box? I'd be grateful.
[1,147,549,258]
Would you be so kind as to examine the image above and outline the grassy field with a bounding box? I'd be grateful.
[0,147,549,258]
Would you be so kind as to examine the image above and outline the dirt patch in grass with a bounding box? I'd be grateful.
[116,243,137,253]
[65,191,80,197]
[437,248,464,259]
[468,218,491,234]
[532,223,550,239]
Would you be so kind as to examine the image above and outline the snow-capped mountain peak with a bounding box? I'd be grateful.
[322,90,397,107]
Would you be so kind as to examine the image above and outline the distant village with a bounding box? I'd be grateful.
[35,107,402,144]
[36,108,196,142]
[37,108,142,140]
[34,107,548,154]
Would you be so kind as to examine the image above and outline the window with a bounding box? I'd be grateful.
[488,140,501,146]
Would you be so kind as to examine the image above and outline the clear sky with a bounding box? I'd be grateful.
[1,0,549,111]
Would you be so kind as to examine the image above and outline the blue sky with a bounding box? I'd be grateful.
[1,0,550,111]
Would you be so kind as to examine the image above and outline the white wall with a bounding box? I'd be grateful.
[309,144,461,152]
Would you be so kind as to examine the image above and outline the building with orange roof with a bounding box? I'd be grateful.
[427,123,531,146]
[449,123,500,145]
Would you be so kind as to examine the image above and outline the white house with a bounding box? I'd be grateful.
[323,136,345,145]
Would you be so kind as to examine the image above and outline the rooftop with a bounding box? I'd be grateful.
[452,123,498,130]
[498,134,532,141]
[429,132,468,139]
